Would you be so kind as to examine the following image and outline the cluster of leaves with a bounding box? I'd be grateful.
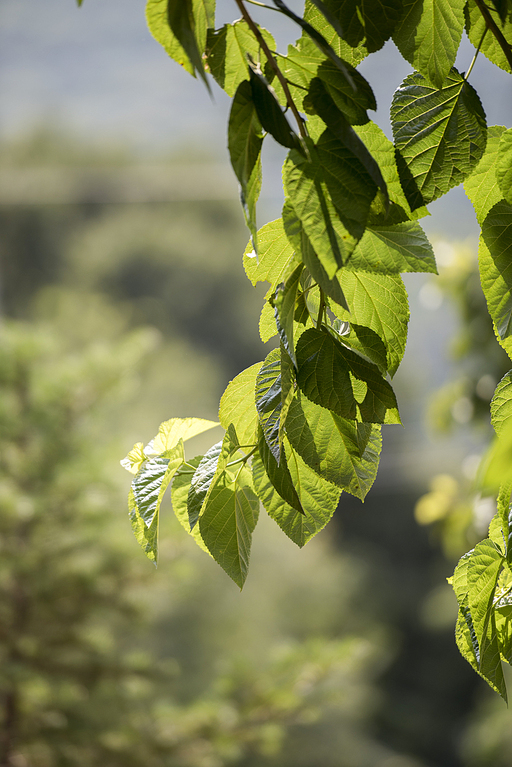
[115,0,512,697]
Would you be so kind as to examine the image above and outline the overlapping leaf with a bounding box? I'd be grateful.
[479,200,512,356]
[273,264,304,366]
[199,427,259,587]
[228,80,263,248]
[187,440,223,529]
[464,125,506,225]
[171,456,212,555]
[258,426,304,514]
[348,221,437,274]
[243,218,297,288]
[285,392,382,498]
[256,348,284,461]
[219,362,262,446]
[303,1,368,66]
[393,0,466,89]
[497,128,512,204]
[206,20,275,96]
[465,0,512,74]
[311,0,402,53]
[491,370,512,437]
[391,69,487,208]
[146,0,214,84]
[252,442,341,547]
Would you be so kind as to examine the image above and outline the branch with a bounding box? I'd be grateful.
[474,0,512,71]
[233,0,308,140]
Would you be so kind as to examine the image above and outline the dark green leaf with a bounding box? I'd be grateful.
[343,323,389,374]
[206,20,276,97]
[307,78,386,202]
[391,69,487,208]
[303,1,368,66]
[285,391,382,498]
[393,0,466,89]
[166,0,212,89]
[228,80,263,249]
[258,426,304,514]
[337,341,401,424]
[314,0,403,53]
[296,328,357,418]
[249,66,303,153]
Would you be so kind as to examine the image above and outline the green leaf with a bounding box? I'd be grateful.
[348,221,437,275]
[284,46,375,125]
[338,340,401,424]
[219,362,262,446]
[257,426,304,514]
[228,80,263,249]
[285,391,382,498]
[465,0,512,74]
[171,456,212,555]
[146,416,219,455]
[391,69,487,208]
[306,78,386,200]
[393,0,466,89]
[303,1,368,66]
[313,0,402,53]
[272,0,357,81]
[121,442,146,475]
[497,128,512,205]
[243,218,297,289]
[206,20,276,97]
[130,440,185,563]
[199,429,259,587]
[331,271,409,378]
[491,370,512,437]
[282,201,348,309]
[479,201,512,353]
[249,66,303,154]
[147,0,214,80]
[464,125,507,225]
[296,327,356,419]
[467,540,507,700]
[452,553,483,675]
[256,348,284,462]
[344,323,388,374]
[187,440,223,529]
[273,264,304,366]
[252,441,341,547]
[354,121,430,222]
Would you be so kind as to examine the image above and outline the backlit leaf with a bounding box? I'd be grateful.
[187,440,223,529]
[258,426,304,514]
[497,127,512,204]
[274,264,304,366]
[393,0,466,89]
[391,69,487,208]
[171,456,212,555]
[249,66,303,153]
[464,125,506,225]
[206,20,275,96]
[219,362,262,446]
[479,201,512,355]
[465,0,512,74]
[256,348,284,462]
[348,221,437,274]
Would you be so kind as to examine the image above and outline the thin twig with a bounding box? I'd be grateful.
[233,0,308,140]
[465,27,488,80]
[474,0,512,71]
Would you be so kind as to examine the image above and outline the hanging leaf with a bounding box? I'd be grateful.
[199,427,259,587]
[391,69,487,208]
[497,127,512,204]
[187,440,223,529]
[249,66,303,153]
[479,200,512,354]
[273,264,304,367]
[256,348,284,462]
[257,426,304,514]
[464,126,507,225]
[252,442,341,547]
[228,80,263,250]
[465,0,512,74]
[311,0,402,54]
[285,391,382,498]
[171,456,212,555]
[348,221,437,275]
[130,440,185,563]
[243,217,298,288]
[219,362,262,447]
[206,20,276,97]
[393,0,466,89]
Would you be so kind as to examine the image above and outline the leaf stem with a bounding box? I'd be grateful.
[465,27,488,80]
[316,289,326,329]
[474,0,512,71]
[245,0,279,9]
[226,445,258,468]
[233,0,308,140]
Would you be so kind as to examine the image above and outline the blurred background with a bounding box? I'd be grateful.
[2,1,512,765]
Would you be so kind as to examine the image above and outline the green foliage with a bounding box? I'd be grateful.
[118,0,512,700]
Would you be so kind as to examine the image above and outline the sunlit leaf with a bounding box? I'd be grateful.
[497,127,512,205]
[219,362,262,447]
[187,440,223,529]
[171,456,212,555]
[464,125,506,225]
[206,20,275,97]
[479,201,512,354]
